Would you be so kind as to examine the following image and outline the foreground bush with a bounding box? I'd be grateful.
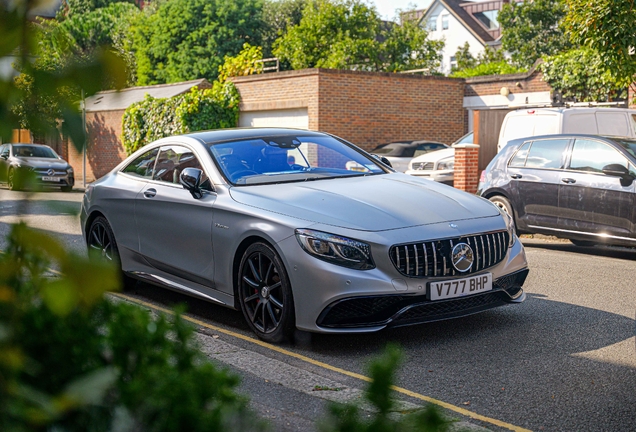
[0,223,450,432]
[0,223,264,432]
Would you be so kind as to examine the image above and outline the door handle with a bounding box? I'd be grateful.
[510,174,523,179]
[561,178,576,184]
[143,188,157,198]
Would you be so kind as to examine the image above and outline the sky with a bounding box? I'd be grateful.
[370,0,433,21]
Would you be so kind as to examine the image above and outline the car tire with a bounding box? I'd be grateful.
[87,216,136,291]
[238,242,295,343]
[489,195,516,232]
[570,239,596,247]
[8,168,19,191]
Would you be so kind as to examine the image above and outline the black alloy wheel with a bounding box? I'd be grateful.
[87,216,136,290]
[238,242,295,343]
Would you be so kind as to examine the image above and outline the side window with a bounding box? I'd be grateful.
[0,145,8,158]
[441,14,449,30]
[510,139,569,168]
[569,139,628,174]
[401,147,416,158]
[508,142,531,167]
[121,148,159,178]
[153,145,211,189]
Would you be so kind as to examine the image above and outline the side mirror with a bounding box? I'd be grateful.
[602,163,634,185]
[372,154,393,168]
[0,154,7,160]
[180,167,203,199]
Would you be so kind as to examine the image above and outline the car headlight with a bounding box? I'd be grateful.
[67,167,74,174]
[436,157,454,171]
[495,205,516,248]
[295,229,375,270]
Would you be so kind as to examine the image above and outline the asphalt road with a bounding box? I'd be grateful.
[1,187,634,432]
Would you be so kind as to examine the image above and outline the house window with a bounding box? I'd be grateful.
[450,56,457,70]
[441,14,449,30]
[428,16,438,32]
[475,10,499,30]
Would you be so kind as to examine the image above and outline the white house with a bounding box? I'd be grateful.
[415,0,509,75]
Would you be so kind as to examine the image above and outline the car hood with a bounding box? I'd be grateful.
[410,148,455,163]
[16,157,69,169]
[229,174,499,231]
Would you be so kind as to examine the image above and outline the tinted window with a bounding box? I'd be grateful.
[524,139,569,169]
[569,139,628,173]
[509,142,531,167]
[122,148,159,178]
[153,145,210,188]
[372,143,409,156]
[414,143,447,157]
[13,145,57,158]
[0,145,8,158]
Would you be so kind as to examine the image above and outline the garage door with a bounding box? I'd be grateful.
[239,108,309,129]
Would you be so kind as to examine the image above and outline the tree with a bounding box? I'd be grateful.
[541,48,631,102]
[564,0,636,84]
[273,0,442,72]
[57,0,136,18]
[499,0,571,68]
[261,0,307,60]
[132,0,263,85]
[449,44,524,78]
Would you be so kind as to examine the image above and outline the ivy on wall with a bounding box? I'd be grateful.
[121,81,240,155]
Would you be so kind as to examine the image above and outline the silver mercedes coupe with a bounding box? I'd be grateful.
[80,128,529,342]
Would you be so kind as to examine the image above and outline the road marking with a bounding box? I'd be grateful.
[111,292,531,432]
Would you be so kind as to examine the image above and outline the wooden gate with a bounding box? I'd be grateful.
[473,109,513,170]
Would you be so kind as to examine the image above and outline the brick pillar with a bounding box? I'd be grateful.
[453,143,480,194]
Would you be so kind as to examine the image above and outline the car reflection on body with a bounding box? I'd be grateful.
[0,143,75,191]
[81,128,529,342]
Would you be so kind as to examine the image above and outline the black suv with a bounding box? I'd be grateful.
[478,134,636,247]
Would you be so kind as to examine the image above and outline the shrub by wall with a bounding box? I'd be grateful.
[121,82,239,155]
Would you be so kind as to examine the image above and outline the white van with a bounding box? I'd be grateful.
[497,107,636,152]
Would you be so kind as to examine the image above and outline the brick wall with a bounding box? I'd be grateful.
[464,67,551,99]
[233,69,466,151]
[66,109,126,183]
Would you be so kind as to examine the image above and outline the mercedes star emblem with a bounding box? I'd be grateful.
[451,243,474,272]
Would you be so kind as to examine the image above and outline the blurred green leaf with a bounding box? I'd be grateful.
[61,366,118,406]
[41,279,79,316]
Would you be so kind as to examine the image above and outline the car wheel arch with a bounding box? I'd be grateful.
[232,235,278,309]
[85,210,108,244]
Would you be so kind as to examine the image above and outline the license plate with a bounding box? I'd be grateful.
[429,273,492,301]
[42,176,61,182]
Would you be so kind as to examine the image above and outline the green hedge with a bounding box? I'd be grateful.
[121,82,239,155]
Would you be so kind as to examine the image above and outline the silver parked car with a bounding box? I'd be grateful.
[0,143,75,191]
[81,128,529,342]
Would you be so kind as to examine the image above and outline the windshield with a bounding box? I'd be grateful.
[13,145,58,159]
[371,143,409,156]
[611,138,636,158]
[208,134,386,185]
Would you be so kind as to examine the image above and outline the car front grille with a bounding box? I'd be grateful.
[389,231,509,278]
[32,168,67,176]
[411,162,434,170]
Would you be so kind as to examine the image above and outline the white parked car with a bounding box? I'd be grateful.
[405,132,473,185]
[370,140,449,172]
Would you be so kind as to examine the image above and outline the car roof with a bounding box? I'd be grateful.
[182,127,328,145]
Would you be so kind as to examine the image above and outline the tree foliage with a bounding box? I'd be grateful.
[541,48,631,102]
[57,0,136,19]
[449,43,525,78]
[261,0,308,60]
[499,0,571,68]
[273,0,442,72]
[132,0,262,85]
[564,0,636,84]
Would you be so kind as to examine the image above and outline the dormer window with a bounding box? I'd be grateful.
[474,10,499,30]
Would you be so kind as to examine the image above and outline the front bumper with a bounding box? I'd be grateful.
[317,268,528,328]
